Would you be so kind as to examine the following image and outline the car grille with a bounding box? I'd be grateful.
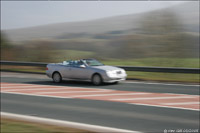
[116,71,122,74]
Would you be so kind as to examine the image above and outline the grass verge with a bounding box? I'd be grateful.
[102,58,199,68]
[127,71,199,83]
[1,118,92,133]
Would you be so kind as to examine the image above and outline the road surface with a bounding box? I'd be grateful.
[1,72,199,132]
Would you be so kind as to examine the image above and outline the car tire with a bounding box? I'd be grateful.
[114,81,119,84]
[92,74,102,85]
[52,72,62,83]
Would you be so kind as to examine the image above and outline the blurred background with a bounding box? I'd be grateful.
[1,1,199,82]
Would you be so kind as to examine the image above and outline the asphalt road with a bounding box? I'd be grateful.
[1,72,200,132]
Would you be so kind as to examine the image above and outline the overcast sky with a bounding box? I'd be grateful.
[1,1,187,30]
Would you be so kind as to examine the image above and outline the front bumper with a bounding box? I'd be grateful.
[102,73,127,83]
[103,77,126,83]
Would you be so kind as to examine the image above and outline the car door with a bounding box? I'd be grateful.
[60,64,71,79]
[69,61,89,80]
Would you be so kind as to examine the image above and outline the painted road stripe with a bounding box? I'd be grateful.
[1,84,63,88]
[1,92,72,99]
[2,88,78,92]
[124,81,200,87]
[2,92,199,111]
[112,96,197,101]
[1,82,199,111]
[70,93,149,98]
[36,90,113,94]
[1,85,89,89]
[162,102,200,105]
[128,103,199,111]
[165,93,200,96]
[0,83,110,91]
[1,85,48,88]
[1,112,140,133]
[2,87,105,92]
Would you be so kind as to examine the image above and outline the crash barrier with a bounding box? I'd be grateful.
[1,60,199,74]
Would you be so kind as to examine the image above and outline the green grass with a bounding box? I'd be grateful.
[127,71,199,83]
[102,58,199,83]
[1,118,92,133]
[102,58,199,68]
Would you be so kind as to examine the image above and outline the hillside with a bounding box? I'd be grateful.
[2,2,199,42]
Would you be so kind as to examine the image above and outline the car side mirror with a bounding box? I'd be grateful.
[79,65,86,68]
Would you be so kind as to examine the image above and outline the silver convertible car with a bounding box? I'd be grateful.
[46,59,127,85]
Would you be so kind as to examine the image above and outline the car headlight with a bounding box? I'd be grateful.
[121,69,126,74]
[106,71,117,78]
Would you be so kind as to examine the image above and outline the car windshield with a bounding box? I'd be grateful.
[63,60,84,66]
[82,59,104,66]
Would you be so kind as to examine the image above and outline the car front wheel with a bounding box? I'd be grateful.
[92,74,102,85]
[53,72,62,83]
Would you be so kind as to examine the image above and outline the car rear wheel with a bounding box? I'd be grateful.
[53,72,62,83]
[92,74,102,85]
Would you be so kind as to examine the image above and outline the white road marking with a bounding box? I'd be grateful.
[1,112,140,133]
[1,92,199,111]
[112,96,197,101]
[1,82,199,112]
[36,90,113,94]
[162,102,200,105]
[128,103,200,111]
[1,83,56,87]
[70,93,149,98]
[1,85,46,88]
[124,81,200,87]
[1,83,110,91]
[164,93,200,96]
[2,87,99,92]
[1,92,72,99]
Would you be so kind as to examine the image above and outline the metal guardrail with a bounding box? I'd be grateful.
[1,61,199,74]
[1,61,47,67]
[117,66,199,74]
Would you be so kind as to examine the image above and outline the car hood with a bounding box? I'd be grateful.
[92,65,122,71]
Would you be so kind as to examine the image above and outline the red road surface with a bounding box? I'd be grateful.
[1,82,199,111]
